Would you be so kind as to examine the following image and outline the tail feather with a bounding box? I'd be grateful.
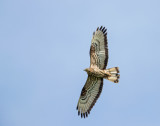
[106,67,119,74]
[104,67,120,83]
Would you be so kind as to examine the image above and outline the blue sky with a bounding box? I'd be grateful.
[0,0,160,126]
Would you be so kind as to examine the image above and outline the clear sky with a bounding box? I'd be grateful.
[0,0,160,126]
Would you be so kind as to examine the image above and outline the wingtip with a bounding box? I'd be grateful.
[97,26,107,34]
[86,112,88,117]
[83,113,85,118]
[96,27,99,31]
[102,27,105,32]
[100,26,103,30]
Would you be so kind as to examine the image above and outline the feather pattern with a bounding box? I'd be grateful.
[76,75,103,118]
[90,26,108,69]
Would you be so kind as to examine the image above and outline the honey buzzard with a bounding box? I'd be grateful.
[76,26,120,118]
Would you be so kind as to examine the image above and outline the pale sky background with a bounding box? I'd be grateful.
[0,0,160,126]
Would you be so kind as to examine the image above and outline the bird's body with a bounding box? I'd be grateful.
[76,26,120,118]
[84,67,109,78]
[84,67,119,82]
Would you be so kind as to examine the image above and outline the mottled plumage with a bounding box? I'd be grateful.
[76,26,120,118]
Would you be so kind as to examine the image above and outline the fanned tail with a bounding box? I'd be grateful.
[104,67,120,83]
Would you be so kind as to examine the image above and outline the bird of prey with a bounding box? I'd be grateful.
[76,26,120,118]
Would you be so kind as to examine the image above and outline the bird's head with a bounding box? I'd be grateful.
[84,68,90,73]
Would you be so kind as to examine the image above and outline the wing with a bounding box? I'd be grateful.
[76,75,103,118]
[90,26,108,70]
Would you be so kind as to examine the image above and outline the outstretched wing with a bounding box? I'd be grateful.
[76,76,103,118]
[90,26,108,70]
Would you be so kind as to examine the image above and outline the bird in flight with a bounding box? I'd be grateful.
[76,26,120,118]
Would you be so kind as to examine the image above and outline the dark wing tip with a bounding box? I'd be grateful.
[103,29,107,34]
[83,113,85,118]
[100,26,103,30]
[86,112,88,117]
[98,26,107,33]
[96,27,99,31]
[80,112,88,119]
[102,27,105,32]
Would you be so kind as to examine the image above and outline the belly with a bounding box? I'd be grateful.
[88,68,106,78]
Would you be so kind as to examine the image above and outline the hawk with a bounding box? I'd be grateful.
[76,26,120,118]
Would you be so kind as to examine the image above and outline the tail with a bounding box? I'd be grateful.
[104,67,120,83]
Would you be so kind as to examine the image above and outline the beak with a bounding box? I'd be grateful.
[84,68,87,71]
